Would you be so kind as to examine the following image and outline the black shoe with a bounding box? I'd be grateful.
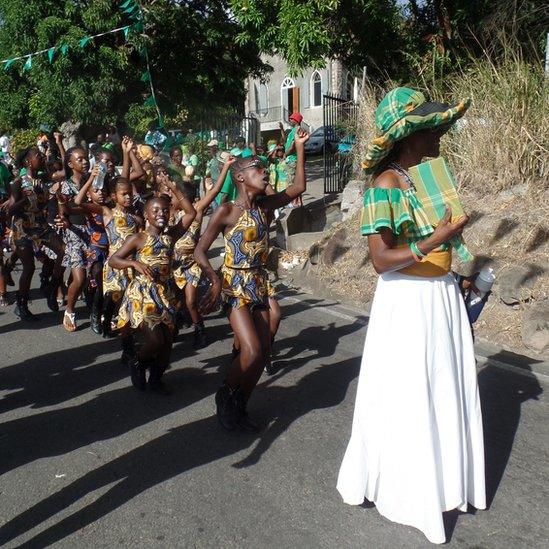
[215,383,239,431]
[129,357,147,391]
[234,388,259,432]
[264,360,276,376]
[102,294,115,338]
[193,322,207,348]
[148,363,171,395]
[90,306,102,335]
[14,294,39,321]
[46,277,61,312]
[148,378,172,395]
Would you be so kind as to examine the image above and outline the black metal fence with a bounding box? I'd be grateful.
[323,94,359,194]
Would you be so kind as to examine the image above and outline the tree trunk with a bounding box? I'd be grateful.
[434,0,453,42]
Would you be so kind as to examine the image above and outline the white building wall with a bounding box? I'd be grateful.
[246,55,350,135]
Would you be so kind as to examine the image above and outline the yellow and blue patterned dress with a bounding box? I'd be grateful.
[221,205,269,310]
[117,232,176,331]
[103,208,139,302]
[173,218,202,289]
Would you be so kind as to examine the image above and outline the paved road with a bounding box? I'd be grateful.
[0,282,547,548]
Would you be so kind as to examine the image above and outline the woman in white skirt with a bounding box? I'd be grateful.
[336,87,486,544]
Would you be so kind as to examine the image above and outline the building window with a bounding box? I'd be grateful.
[311,71,322,107]
[254,82,268,116]
[281,76,299,115]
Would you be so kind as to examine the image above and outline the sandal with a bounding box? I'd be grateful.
[63,311,77,332]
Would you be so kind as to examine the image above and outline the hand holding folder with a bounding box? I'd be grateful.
[408,157,473,262]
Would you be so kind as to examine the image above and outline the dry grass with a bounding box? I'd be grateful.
[305,48,548,353]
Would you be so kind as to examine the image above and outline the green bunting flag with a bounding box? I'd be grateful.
[79,36,91,48]
[144,96,156,107]
[3,58,14,71]
[60,44,69,55]
[123,26,131,39]
[47,47,56,63]
[140,70,151,82]
[23,56,32,71]
[120,0,134,8]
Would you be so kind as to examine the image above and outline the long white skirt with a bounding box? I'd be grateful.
[337,272,486,544]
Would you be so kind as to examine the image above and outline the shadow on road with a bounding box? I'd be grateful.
[442,357,543,541]
[0,355,360,547]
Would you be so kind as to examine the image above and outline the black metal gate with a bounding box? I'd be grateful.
[323,94,358,194]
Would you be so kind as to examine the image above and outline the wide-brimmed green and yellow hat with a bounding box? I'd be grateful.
[362,87,470,173]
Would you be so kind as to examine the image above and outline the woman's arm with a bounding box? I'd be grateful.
[194,204,232,313]
[368,207,469,274]
[260,128,309,210]
[108,233,153,279]
[194,157,235,213]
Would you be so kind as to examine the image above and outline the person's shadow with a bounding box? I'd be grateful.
[0,356,361,547]
[443,356,543,541]
[0,364,220,476]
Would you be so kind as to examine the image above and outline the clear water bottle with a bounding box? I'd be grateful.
[465,267,495,324]
[93,162,107,190]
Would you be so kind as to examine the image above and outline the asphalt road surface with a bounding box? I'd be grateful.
[0,282,547,548]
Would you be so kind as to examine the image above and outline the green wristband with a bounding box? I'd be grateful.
[410,241,426,258]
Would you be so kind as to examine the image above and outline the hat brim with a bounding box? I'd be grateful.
[362,99,470,173]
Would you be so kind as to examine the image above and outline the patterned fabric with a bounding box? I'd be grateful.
[221,206,269,310]
[87,212,109,249]
[269,159,288,192]
[363,87,470,173]
[173,218,202,289]
[103,208,139,302]
[360,187,434,242]
[267,279,276,298]
[117,232,176,331]
[86,245,108,288]
[62,224,89,268]
[11,175,50,248]
[408,157,473,261]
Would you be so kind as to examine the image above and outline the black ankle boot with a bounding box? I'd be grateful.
[148,363,172,395]
[102,295,114,338]
[129,356,147,391]
[120,336,135,366]
[90,301,102,335]
[46,277,61,312]
[234,388,259,432]
[215,383,239,431]
[14,293,39,322]
[193,322,207,348]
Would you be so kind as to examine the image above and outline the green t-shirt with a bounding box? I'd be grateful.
[216,171,237,204]
[284,127,298,163]
[0,162,12,198]
[241,147,253,158]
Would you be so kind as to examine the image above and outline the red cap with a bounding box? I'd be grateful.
[289,112,303,124]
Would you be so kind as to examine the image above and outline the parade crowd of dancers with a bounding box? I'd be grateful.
[0,116,310,432]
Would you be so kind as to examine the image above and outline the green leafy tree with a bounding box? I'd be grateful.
[0,0,268,132]
[230,0,406,77]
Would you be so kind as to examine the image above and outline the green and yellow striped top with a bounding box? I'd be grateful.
[360,187,452,277]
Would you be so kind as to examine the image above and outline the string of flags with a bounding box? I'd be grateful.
[1,0,164,127]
